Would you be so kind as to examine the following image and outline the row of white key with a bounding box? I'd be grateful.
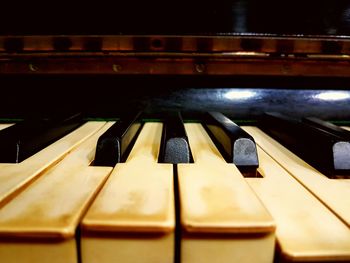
[0,121,349,262]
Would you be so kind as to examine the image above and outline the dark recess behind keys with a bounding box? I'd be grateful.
[1,74,350,121]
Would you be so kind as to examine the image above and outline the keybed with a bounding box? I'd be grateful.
[0,120,349,262]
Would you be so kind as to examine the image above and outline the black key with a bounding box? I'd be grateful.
[0,113,84,163]
[94,112,142,166]
[259,112,350,178]
[303,117,350,140]
[158,112,192,164]
[203,112,259,174]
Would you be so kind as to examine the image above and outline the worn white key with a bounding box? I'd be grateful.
[0,123,13,130]
[245,142,350,262]
[0,121,114,263]
[243,126,350,229]
[0,121,105,207]
[178,123,275,263]
[81,122,175,263]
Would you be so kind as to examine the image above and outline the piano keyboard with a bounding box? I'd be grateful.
[0,121,350,263]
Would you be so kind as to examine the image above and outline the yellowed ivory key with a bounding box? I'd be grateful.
[81,122,175,263]
[243,126,350,230]
[0,121,105,207]
[243,137,350,262]
[178,123,275,263]
[0,121,114,263]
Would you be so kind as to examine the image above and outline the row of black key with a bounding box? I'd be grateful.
[0,111,256,170]
[0,113,84,163]
[94,111,350,179]
[2,112,348,179]
[94,112,193,166]
[93,112,259,177]
[259,112,350,178]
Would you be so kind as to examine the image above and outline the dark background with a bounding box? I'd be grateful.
[2,1,350,121]
[1,1,350,35]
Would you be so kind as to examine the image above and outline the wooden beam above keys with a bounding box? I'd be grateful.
[0,121,106,207]
[243,126,350,229]
[178,123,275,263]
[81,123,175,263]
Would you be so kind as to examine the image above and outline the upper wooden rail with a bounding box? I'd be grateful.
[1,35,350,76]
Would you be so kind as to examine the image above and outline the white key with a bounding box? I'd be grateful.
[178,123,275,263]
[0,123,13,130]
[81,122,175,263]
[0,121,114,263]
[243,126,350,228]
[0,121,106,207]
[243,126,350,261]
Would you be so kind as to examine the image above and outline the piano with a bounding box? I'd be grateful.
[1,1,350,262]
